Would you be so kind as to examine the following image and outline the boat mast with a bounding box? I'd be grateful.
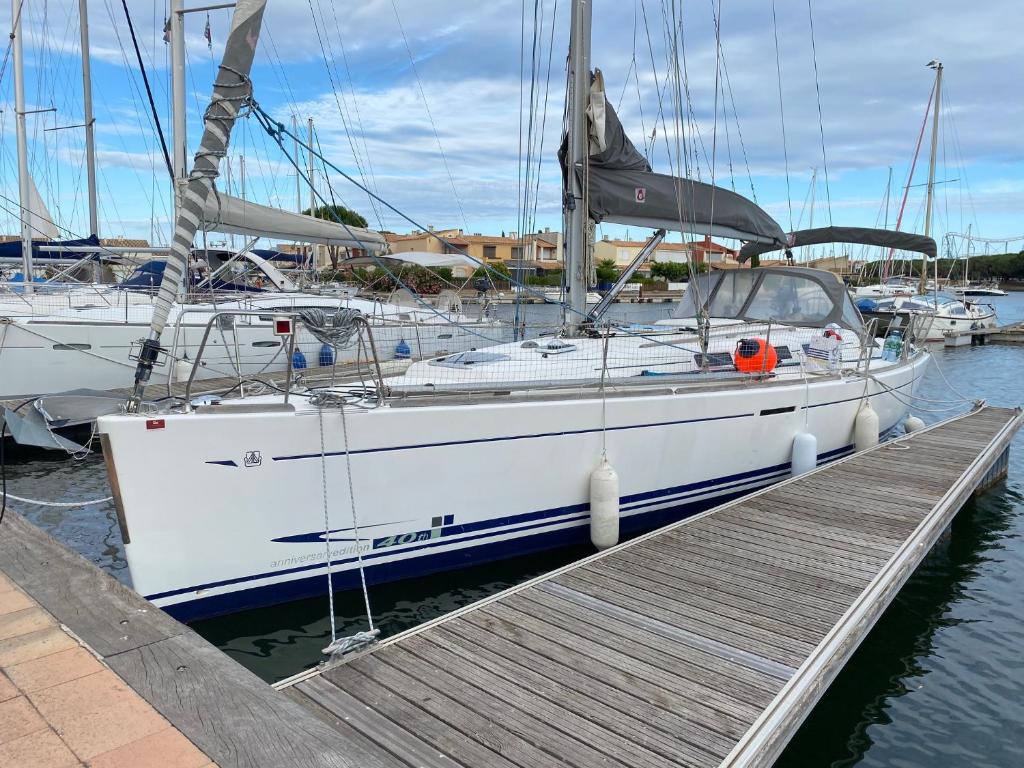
[964,223,972,285]
[562,0,592,331]
[922,59,942,294]
[128,0,267,408]
[11,0,32,289]
[171,0,188,213]
[78,0,99,238]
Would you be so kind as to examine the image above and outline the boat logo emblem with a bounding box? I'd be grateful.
[243,450,262,468]
[634,187,646,203]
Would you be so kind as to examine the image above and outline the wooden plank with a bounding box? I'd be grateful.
[500,590,781,704]
[611,544,852,616]
[639,531,867,600]
[735,497,917,541]
[327,657,558,768]
[749,492,928,533]
[0,511,186,658]
[607,551,842,633]
[475,597,777,713]
[295,675,480,768]
[719,504,905,551]
[430,620,745,756]
[583,556,836,642]
[666,525,884,583]
[708,513,895,561]
[552,569,815,665]
[106,632,388,768]
[357,651,621,768]
[397,637,707,768]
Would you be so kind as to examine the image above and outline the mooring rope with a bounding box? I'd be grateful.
[314,394,379,659]
[1,492,112,507]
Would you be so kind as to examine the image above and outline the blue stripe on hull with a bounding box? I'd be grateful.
[161,482,767,623]
[161,442,863,623]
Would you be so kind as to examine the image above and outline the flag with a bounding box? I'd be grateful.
[163,17,171,43]
[204,14,212,48]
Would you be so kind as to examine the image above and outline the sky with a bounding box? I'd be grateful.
[1,0,1022,256]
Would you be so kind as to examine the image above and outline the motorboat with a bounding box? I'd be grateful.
[857,292,997,342]
[949,281,1007,298]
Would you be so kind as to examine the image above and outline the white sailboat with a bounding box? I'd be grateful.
[97,0,930,621]
[0,19,501,402]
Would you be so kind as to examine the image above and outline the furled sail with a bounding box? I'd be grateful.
[737,227,937,263]
[200,193,387,252]
[559,70,785,245]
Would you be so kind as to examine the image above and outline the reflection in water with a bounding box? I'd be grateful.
[192,544,591,682]
[777,487,1023,767]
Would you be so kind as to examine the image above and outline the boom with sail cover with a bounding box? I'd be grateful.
[201,194,386,251]
[737,226,937,263]
[559,70,785,245]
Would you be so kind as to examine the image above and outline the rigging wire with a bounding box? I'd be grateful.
[118,0,173,179]
[389,0,469,231]
[805,0,832,227]
[770,0,793,230]
[719,48,757,203]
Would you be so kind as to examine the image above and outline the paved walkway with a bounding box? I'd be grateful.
[0,572,216,768]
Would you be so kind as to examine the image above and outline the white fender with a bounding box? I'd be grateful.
[791,432,818,478]
[589,457,620,550]
[904,415,925,433]
[855,401,880,451]
[173,358,194,385]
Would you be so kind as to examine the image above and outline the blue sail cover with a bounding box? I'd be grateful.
[0,235,102,261]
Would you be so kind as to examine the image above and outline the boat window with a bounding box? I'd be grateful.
[743,272,832,324]
[707,271,758,318]
[430,351,512,368]
[672,267,862,331]
[841,293,863,329]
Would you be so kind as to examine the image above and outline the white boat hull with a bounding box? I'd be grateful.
[99,352,929,621]
[0,306,506,400]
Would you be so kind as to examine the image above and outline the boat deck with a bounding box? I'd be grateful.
[279,404,1021,768]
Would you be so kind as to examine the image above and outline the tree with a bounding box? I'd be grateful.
[301,204,368,228]
[301,205,369,270]
[650,261,690,282]
[595,258,619,282]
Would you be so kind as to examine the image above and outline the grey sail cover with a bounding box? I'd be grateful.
[587,167,785,243]
[559,70,784,245]
[737,226,937,263]
[201,193,387,252]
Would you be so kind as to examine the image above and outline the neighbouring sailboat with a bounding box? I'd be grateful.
[97,0,930,621]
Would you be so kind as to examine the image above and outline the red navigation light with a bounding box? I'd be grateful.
[273,317,293,336]
[146,419,165,430]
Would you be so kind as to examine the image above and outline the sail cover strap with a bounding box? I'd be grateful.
[737,226,938,263]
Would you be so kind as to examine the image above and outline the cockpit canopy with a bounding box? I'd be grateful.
[673,267,864,331]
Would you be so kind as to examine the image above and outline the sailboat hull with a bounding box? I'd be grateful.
[98,352,929,621]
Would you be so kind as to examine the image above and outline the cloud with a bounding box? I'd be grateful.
[6,0,1023,241]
